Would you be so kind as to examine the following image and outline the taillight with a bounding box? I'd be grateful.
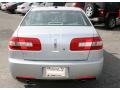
[70,37,103,51]
[9,37,41,51]
[99,9,106,17]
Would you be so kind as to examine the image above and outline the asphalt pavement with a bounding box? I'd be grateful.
[0,10,120,88]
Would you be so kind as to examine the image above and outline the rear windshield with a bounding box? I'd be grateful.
[21,10,91,26]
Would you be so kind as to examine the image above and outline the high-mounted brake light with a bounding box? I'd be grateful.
[70,37,103,51]
[9,37,41,51]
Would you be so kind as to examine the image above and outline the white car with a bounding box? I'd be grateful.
[31,2,42,8]
[6,2,16,8]
[16,2,33,15]
[9,7,103,80]
[1,2,7,11]
[0,3,2,9]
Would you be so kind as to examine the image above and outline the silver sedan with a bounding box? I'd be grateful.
[8,7,103,80]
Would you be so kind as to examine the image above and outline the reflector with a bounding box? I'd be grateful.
[70,37,103,51]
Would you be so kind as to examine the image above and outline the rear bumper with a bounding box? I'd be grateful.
[9,58,103,80]
[90,17,105,23]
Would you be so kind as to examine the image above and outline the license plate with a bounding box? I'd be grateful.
[44,67,67,78]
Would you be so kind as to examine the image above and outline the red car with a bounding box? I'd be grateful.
[66,2,120,29]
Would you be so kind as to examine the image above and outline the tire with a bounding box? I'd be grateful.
[22,13,25,16]
[11,10,15,14]
[105,16,116,29]
[84,3,98,18]
[91,21,96,25]
[8,9,15,14]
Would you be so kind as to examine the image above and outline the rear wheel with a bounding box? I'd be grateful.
[105,16,116,29]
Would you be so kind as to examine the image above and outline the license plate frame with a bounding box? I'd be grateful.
[43,66,68,78]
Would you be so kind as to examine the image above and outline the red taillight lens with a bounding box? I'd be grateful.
[70,37,103,51]
[9,37,41,51]
[76,76,96,80]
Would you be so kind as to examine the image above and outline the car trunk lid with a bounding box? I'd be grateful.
[17,26,95,61]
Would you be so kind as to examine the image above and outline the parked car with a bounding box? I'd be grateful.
[66,2,120,29]
[84,2,120,29]
[41,2,54,7]
[70,2,120,29]
[8,7,103,81]
[53,2,66,6]
[1,2,8,11]
[6,2,24,13]
[16,2,33,15]
[65,2,85,9]
[38,2,66,7]
[0,2,2,9]
[31,2,42,8]
[2,2,16,11]
[6,2,16,8]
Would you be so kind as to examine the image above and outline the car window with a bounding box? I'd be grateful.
[94,2,104,8]
[21,10,91,26]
